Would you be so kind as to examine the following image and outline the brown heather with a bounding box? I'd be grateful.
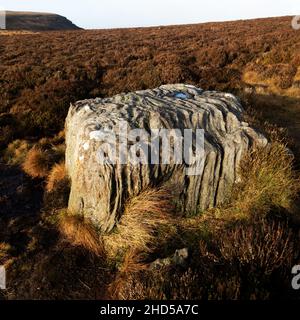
[0,17,300,148]
[219,220,295,275]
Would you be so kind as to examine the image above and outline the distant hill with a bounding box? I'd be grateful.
[5,11,81,31]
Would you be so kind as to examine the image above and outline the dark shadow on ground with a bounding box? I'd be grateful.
[241,92,300,168]
[0,163,44,261]
[0,163,43,217]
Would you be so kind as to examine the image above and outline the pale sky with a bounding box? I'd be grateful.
[0,0,299,29]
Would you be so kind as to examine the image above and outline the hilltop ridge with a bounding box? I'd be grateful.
[5,11,81,31]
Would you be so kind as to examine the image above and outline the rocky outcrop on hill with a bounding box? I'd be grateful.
[65,84,267,232]
[5,11,80,31]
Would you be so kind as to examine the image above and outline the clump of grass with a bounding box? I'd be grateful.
[239,142,298,212]
[52,130,65,145]
[103,187,174,257]
[58,213,105,257]
[221,141,299,219]
[21,133,66,179]
[22,146,57,178]
[109,250,148,299]
[0,242,12,264]
[51,143,66,159]
[119,249,148,274]
[37,137,53,149]
[3,139,33,165]
[46,162,68,192]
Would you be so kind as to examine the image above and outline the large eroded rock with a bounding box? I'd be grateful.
[65,84,267,232]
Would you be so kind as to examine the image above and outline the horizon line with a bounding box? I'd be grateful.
[1,10,296,30]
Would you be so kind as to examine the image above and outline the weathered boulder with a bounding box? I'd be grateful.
[65,84,267,232]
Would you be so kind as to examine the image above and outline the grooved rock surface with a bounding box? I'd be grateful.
[65,84,267,232]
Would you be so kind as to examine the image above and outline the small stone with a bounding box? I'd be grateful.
[150,248,189,270]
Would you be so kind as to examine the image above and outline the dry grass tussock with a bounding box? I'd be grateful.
[58,213,105,258]
[103,187,175,257]
[22,146,57,178]
[21,136,65,178]
[0,242,12,264]
[3,139,33,165]
[46,162,68,192]
[109,250,148,299]
[218,141,299,219]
